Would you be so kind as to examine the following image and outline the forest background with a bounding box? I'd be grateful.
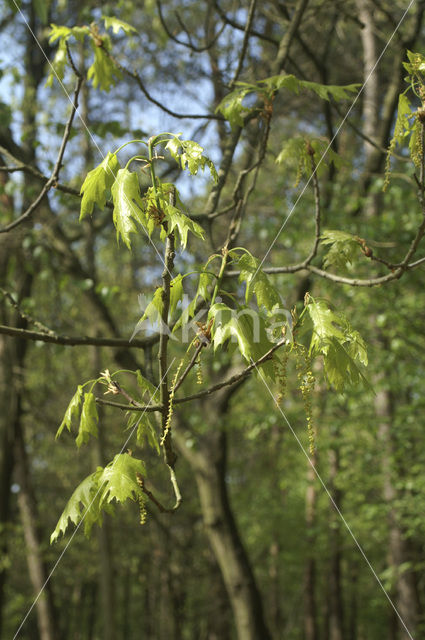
[1,1,425,639]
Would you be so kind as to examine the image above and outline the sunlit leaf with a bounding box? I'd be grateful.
[56,385,83,439]
[102,16,137,35]
[80,152,119,219]
[111,168,145,248]
[76,393,99,448]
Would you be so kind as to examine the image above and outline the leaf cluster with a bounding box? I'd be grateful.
[216,74,359,128]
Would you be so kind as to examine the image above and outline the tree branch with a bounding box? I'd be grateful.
[97,338,287,412]
[0,324,159,349]
[0,75,83,233]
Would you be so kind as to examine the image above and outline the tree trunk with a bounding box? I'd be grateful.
[15,406,59,640]
[178,425,272,640]
[304,451,319,640]
[327,441,344,640]
[376,388,419,639]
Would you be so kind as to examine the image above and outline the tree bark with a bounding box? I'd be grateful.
[177,422,272,640]
[304,451,319,640]
[327,440,344,640]
[15,404,60,640]
[376,388,420,639]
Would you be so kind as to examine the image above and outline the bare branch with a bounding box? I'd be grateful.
[102,47,224,121]
[0,324,159,349]
[229,0,257,88]
[0,75,83,233]
[156,0,225,52]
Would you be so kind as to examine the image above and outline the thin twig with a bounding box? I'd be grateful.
[97,338,287,412]
[103,47,223,121]
[156,0,225,52]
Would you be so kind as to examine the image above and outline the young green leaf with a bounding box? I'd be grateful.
[98,453,146,505]
[80,152,119,219]
[56,385,83,439]
[134,287,164,332]
[215,86,256,127]
[87,39,121,92]
[136,370,158,400]
[321,230,361,270]
[236,252,280,311]
[306,298,369,391]
[170,274,184,316]
[164,202,205,249]
[45,39,67,87]
[299,79,359,101]
[102,16,137,35]
[50,468,103,543]
[136,416,160,454]
[76,393,99,448]
[165,136,218,182]
[51,453,146,543]
[111,168,145,248]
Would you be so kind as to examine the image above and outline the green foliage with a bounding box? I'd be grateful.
[51,453,146,542]
[321,230,361,270]
[76,393,99,448]
[385,51,425,187]
[304,297,369,391]
[276,137,343,185]
[50,468,103,542]
[232,250,281,311]
[170,274,184,316]
[208,303,274,378]
[216,74,359,128]
[80,152,120,219]
[135,286,164,330]
[102,16,137,35]
[165,135,218,182]
[136,370,158,401]
[46,20,131,91]
[110,168,144,248]
[56,385,83,438]
[132,414,160,454]
[87,39,122,92]
[56,387,99,448]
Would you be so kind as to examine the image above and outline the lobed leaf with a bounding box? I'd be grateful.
[321,230,361,270]
[235,251,280,311]
[87,40,121,92]
[50,468,103,543]
[76,393,99,448]
[102,16,137,35]
[80,152,120,219]
[51,453,146,543]
[56,385,83,439]
[98,453,146,504]
[111,168,145,248]
[306,298,369,391]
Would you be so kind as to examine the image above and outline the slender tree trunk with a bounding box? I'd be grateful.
[327,441,344,640]
[178,424,272,640]
[376,388,419,639]
[15,401,59,640]
[304,450,319,640]
[92,353,116,640]
[356,5,420,636]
